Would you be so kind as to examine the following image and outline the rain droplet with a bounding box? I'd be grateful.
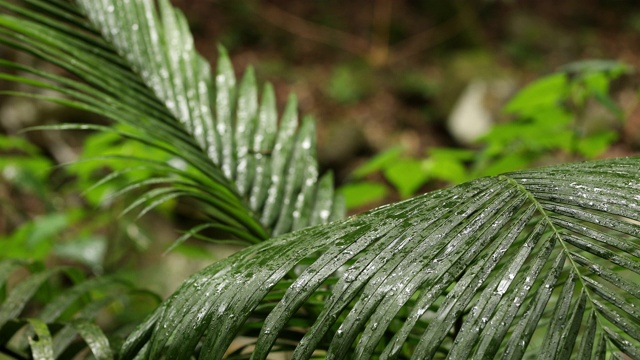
[496,279,509,295]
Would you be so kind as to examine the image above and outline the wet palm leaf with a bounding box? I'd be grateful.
[0,259,158,359]
[2,0,640,359]
[0,0,344,245]
[119,158,640,358]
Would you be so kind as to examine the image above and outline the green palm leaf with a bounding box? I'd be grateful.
[3,1,640,359]
[0,259,159,359]
[0,0,344,244]
[120,158,640,358]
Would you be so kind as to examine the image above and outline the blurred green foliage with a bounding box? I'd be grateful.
[70,126,174,211]
[339,181,388,209]
[341,60,632,210]
[326,63,373,104]
[0,128,175,274]
[0,134,52,199]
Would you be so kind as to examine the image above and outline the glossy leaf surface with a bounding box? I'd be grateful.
[1,1,640,359]
[0,259,157,359]
[0,0,344,244]
[121,158,640,358]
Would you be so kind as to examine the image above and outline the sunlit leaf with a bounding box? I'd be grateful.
[504,73,568,116]
[339,181,389,210]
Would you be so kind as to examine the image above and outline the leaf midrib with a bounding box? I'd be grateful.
[503,174,608,344]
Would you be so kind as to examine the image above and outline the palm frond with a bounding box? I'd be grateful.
[4,1,640,359]
[0,259,159,359]
[0,0,344,244]
[120,158,640,358]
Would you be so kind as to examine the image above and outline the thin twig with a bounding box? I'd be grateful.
[259,3,369,57]
[370,0,393,66]
[389,15,464,64]
[258,1,489,67]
